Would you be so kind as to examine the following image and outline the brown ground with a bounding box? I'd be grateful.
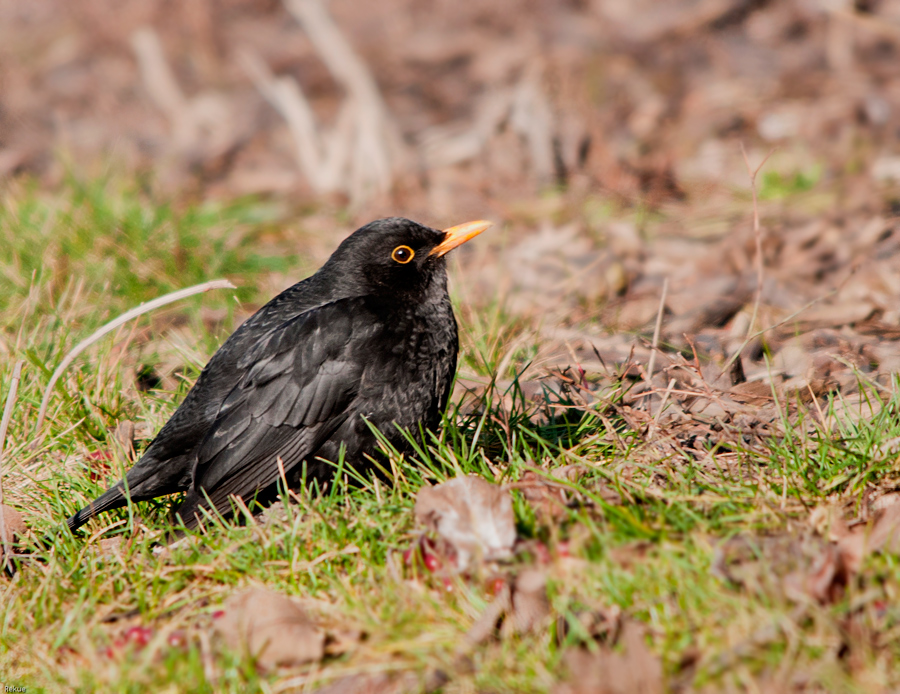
[6,3,900,689]
[7,0,900,520]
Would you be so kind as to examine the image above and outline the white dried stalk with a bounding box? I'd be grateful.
[239,50,335,192]
[421,89,513,168]
[283,0,404,205]
[34,279,236,437]
[0,360,24,572]
[131,28,195,149]
[510,67,555,185]
[646,278,669,384]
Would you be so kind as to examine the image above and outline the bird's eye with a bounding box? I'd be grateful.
[391,245,415,264]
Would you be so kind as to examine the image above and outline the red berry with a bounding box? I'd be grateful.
[422,551,441,573]
[123,626,152,648]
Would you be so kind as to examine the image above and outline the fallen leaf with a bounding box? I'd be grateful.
[414,475,516,571]
[838,503,900,574]
[554,621,663,694]
[517,470,570,521]
[508,568,551,635]
[466,568,551,645]
[784,502,900,604]
[784,543,846,604]
[0,504,24,570]
[214,588,324,670]
[0,505,25,538]
[98,536,124,558]
[113,420,136,460]
[323,627,364,657]
[309,671,446,694]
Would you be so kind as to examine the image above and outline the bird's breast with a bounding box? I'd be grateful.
[354,301,457,429]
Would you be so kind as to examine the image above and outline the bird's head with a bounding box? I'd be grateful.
[322,217,492,299]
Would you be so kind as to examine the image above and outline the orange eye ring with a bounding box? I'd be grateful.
[391,245,415,264]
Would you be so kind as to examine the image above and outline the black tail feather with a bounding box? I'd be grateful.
[66,484,128,531]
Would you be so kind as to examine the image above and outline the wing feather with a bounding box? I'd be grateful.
[177,298,376,527]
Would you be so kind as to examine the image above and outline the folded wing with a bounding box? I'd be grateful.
[174,297,379,528]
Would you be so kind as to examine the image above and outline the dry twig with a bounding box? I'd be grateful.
[34,279,235,438]
[243,0,406,206]
[646,277,668,384]
[131,27,236,162]
[0,360,24,572]
[739,142,777,340]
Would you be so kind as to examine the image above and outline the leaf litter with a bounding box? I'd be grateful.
[213,588,325,671]
[6,0,900,690]
[413,475,516,572]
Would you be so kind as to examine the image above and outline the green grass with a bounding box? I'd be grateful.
[2,177,900,692]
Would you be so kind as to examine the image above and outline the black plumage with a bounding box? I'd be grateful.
[66,217,490,531]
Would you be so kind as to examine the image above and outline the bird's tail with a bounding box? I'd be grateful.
[66,483,129,531]
[66,452,193,532]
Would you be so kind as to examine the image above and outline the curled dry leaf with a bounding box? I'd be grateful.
[785,499,900,604]
[98,536,124,559]
[516,466,588,522]
[1,504,25,570]
[309,670,447,694]
[518,470,569,521]
[508,568,551,635]
[214,588,324,670]
[0,505,25,538]
[414,475,516,571]
[466,568,550,645]
[838,503,900,574]
[554,620,663,694]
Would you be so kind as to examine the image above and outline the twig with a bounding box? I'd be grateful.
[646,277,668,384]
[510,66,555,185]
[722,282,848,374]
[132,27,235,162]
[131,28,194,150]
[239,50,344,194]
[34,279,235,438]
[739,142,777,339]
[276,0,405,205]
[0,360,24,573]
[421,90,513,168]
[653,378,677,426]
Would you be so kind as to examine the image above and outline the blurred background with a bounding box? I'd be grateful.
[4,0,900,382]
[4,0,900,205]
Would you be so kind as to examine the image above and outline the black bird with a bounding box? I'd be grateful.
[67,217,491,532]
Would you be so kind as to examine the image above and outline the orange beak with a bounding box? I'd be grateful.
[429,220,493,257]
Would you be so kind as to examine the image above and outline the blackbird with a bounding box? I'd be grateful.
[66,217,491,532]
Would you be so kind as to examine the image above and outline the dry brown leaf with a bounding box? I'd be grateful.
[517,470,570,522]
[554,620,663,694]
[0,505,25,538]
[214,588,324,670]
[466,568,550,645]
[323,627,365,658]
[508,568,551,634]
[310,670,447,694]
[414,475,516,571]
[784,501,900,603]
[98,536,124,559]
[729,380,774,405]
[838,503,900,574]
[0,504,25,570]
[783,543,846,604]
